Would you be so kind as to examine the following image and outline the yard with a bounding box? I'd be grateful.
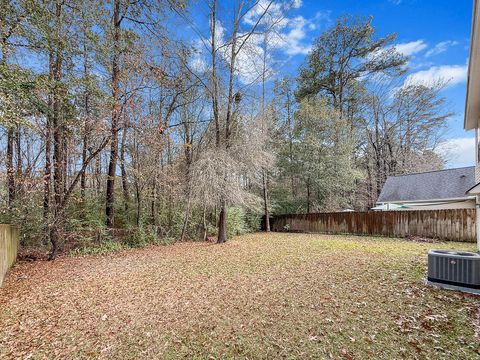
[1,233,479,359]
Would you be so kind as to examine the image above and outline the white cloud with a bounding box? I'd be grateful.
[404,63,468,88]
[234,34,271,84]
[395,40,427,57]
[242,1,327,57]
[190,1,324,84]
[207,22,271,84]
[292,0,302,8]
[243,0,305,26]
[233,2,325,83]
[214,20,226,47]
[269,15,313,56]
[436,137,475,168]
[189,53,207,73]
[425,40,459,57]
[243,0,285,27]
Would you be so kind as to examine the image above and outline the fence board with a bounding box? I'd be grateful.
[270,209,476,242]
[0,225,20,287]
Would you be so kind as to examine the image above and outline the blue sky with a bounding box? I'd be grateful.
[187,0,474,168]
[277,0,474,168]
[296,0,474,168]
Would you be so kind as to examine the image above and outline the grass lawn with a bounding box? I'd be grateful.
[1,233,479,359]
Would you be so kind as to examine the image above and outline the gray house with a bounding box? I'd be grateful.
[374,167,476,211]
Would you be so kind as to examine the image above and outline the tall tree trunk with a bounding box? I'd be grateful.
[217,199,227,243]
[306,177,311,214]
[209,0,228,244]
[2,47,15,207]
[261,35,270,232]
[62,130,68,195]
[151,179,156,226]
[286,90,295,197]
[135,183,141,227]
[166,136,173,228]
[262,171,270,231]
[105,0,121,228]
[216,1,241,244]
[120,125,130,213]
[15,126,22,195]
[210,0,220,149]
[132,126,141,226]
[200,205,207,241]
[180,107,192,241]
[43,117,52,221]
[80,30,90,202]
[49,0,64,260]
[80,130,88,201]
[366,161,373,207]
[6,128,15,206]
[95,153,101,195]
[43,49,54,229]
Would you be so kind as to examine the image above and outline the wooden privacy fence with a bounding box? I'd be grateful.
[270,209,476,242]
[0,225,20,286]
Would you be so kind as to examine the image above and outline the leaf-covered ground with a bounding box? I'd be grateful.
[1,233,479,359]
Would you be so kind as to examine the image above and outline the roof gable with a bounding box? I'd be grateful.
[377,167,475,203]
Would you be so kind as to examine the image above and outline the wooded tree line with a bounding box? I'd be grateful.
[0,0,451,256]
[271,15,451,215]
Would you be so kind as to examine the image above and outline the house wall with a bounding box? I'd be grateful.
[476,128,480,183]
[385,199,476,211]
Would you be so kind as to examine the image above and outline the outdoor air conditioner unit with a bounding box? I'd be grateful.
[427,250,480,295]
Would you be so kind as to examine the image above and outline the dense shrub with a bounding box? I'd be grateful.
[125,226,156,248]
[1,185,262,256]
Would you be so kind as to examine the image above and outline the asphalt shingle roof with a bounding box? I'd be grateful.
[377,166,476,202]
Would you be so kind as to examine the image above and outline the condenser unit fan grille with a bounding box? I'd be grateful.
[427,250,480,293]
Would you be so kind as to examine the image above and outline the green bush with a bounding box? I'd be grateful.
[156,209,186,238]
[69,224,166,256]
[0,194,46,247]
[227,207,248,237]
[1,183,263,256]
[70,240,126,256]
[65,195,106,231]
[244,209,262,232]
[125,225,156,247]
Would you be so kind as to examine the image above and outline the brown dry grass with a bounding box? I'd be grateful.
[1,233,479,359]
